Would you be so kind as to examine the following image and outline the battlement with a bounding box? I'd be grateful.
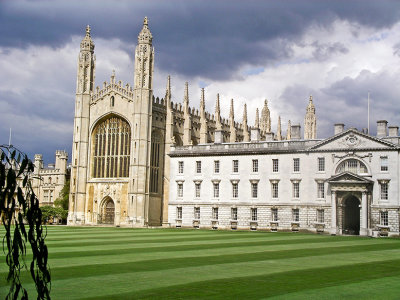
[56,150,68,158]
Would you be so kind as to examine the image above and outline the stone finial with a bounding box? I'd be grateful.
[229,99,234,121]
[260,99,271,133]
[111,70,116,84]
[304,95,317,139]
[243,104,250,142]
[229,99,237,143]
[255,108,260,128]
[199,88,208,144]
[86,25,91,36]
[80,24,95,52]
[138,16,153,44]
[165,75,171,105]
[286,120,292,140]
[200,88,205,110]
[276,116,282,141]
[183,82,189,112]
[215,93,222,130]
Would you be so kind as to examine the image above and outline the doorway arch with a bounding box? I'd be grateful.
[343,196,360,235]
[101,197,115,224]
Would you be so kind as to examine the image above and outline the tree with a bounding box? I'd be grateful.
[54,180,69,210]
[0,145,51,299]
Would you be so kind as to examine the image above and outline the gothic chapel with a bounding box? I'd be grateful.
[68,18,317,227]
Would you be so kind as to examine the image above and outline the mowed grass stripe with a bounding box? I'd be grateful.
[21,249,400,299]
[1,241,399,287]
[1,237,395,274]
[92,260,400,300]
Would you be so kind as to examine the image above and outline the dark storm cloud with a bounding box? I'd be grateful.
[1,0,400,80]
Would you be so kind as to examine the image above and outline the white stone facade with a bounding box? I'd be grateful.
[32,151,69,206]
[168,127,400,236]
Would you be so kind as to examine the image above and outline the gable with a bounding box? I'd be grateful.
[309,129,396,151]
[326,171,373,183]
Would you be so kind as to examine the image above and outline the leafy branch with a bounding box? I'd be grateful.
[1,145,51,299]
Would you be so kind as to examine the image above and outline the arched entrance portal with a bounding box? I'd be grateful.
[101,197,115,224]
[343,196,360,235]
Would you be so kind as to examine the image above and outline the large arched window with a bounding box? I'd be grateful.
[92,115,131,178]
[336,159,368,175]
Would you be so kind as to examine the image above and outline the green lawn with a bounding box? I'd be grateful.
[1,227,400,299]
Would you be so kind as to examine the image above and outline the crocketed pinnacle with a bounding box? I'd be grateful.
[80,25,94,52]
[138,16,153,44]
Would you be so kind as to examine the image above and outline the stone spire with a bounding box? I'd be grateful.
[242,103,250,142]
[276,116,282,141]
[255,108,260,128]
[199,88,208,144]
[215,93,222,131]
[229,99,237,143]
[183,82,192,145]
[304,95,317,139]
[286,120,292,140]
[138,16,153,44]
[110,69,116,84]
[80,25,95,52]
[165,75,171,106]
[260,99,271,133]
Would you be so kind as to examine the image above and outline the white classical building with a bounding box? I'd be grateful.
[168,122,400,237]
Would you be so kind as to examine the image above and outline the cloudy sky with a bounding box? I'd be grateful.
[1,0,400,164]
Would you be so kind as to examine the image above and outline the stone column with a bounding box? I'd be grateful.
[360,192,368,236]
[331,191,337,235]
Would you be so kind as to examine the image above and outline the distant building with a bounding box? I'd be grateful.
[32,151,69,206]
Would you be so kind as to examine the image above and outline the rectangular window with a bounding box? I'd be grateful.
[317,182,325,198]
[214,160,220,173]
[272,159,279,173]
[251,208,257,221]
[49,190,54,202]
[196,161,201,173]
[251,182,258,198]
[380,211,388,226]
[176,207,182,219]
[232,183,238,198]
[177,183,183,198]
[318,157,325,172]
[380,182,388,200]
[233,160,239,173]
[231,207,238,220]
[212,207,219,220]
[317,209,325,223]
[195,183,201,198]
[293,158,300,172]
[213,183,220,198]
[292,182,300,198]
[381,157,388,172]
[178,161,184,174]
[292,209,299,222]
[252,159,259,173]
[43,190,49,202]
[271,208,278,222]
[194,207,200,220]
[272,182,279,198]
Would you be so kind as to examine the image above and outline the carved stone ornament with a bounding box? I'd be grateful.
[338,133,365,148]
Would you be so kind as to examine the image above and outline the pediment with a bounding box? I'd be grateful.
[326,172,373,183]
[309,129,396,151]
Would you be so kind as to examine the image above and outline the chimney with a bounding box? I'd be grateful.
[377,120,388,138]
[265,132,274,141]
[214,130,223,144]
[334,123,344,135]
[291,124,301,140]
[388,126,399,137]
[251,127,260,142]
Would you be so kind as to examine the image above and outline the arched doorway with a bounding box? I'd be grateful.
[101,197,115,224]
[343,196,360,235]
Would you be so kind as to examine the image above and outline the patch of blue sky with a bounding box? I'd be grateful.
[242,67,265,76]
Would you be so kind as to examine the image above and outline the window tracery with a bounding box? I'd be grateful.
[92,116,131,178]
[336,159,368,175]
